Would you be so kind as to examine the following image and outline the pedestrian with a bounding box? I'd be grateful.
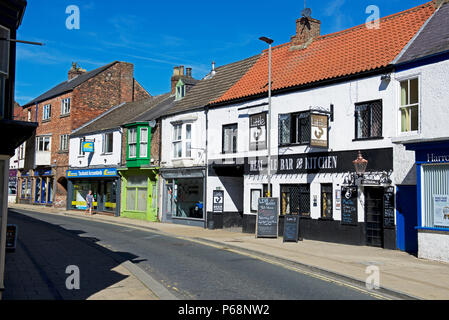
[85,190,94,215]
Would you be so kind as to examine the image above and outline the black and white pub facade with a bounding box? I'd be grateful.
[207,72,401,249]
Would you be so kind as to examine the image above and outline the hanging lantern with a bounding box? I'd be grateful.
[353,151,368,176]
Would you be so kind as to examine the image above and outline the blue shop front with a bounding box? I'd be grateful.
[403,140,449,263]
[66,168,121,216]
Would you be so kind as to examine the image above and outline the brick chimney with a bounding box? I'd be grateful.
[290,16,321,49]
[186,67,192,78]
[68,62,86,80]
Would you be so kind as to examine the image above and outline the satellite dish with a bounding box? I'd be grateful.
[302,8,312,18]
[148,120,156,128]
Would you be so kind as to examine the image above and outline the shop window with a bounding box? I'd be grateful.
[250,189,262,213]
[321,184,333,220]
[355,100,382,140]
[263,184,273,198]
[279,112,310,146]
[223,124,238,154]
[103,132,114,154]
[422,165,449,229]
[139,128,148,158]
[280,184,310,217]
[400,78,419,133]
[126,175,147,212]
[173,178,204,219]
[60,134,69,152]
[43,104,51,121]
[128,128,137,158]
[36,136,51,152]
[61,98,71,115]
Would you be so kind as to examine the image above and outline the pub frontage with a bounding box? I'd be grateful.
[241,147,397,249]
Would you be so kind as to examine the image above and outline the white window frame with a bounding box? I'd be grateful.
[139,128,148,158]
[102,132,114,154]
[60,134,69,152]
[398,76,420,135]
[61,98,71,115]
[36,136,51,152]
[172,123,193,159]
[43,104,51,121]
[128,128,137,158]
[79,137,85,156]
[173,124,183,159]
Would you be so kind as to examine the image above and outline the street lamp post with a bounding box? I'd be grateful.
[259,37,274,197]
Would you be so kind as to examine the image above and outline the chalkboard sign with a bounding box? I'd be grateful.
[283,215,301,243]
[6,225,18,251]
[257,198,279,238]
[383,188,395,229]
[341,186,358,226]
[213,190,224,212]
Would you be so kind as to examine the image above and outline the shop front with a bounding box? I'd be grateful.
[241,148,397,248]
[161,167,205,228]
[66,168,120,216]
[32,168,54,206]
[405,140,449,262]
[119,167,158,222]
[17,171,32,204]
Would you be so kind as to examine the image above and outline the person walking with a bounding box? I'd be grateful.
[85,190,94,215]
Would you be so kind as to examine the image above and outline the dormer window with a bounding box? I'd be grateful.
[175,79,186,101]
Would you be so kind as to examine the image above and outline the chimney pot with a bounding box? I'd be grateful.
[68,62,86,80]
[186,68,192,78]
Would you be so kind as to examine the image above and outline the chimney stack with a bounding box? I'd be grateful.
[186,67,192,78]
[290,16,321,49]
[171,65,186,94]
[68,62,86,80]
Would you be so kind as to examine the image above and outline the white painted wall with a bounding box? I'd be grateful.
[207,74,399,217]
[160,110,207,169]
[69,130,122,168]
[418,232,449,263]
[9,143,25,170]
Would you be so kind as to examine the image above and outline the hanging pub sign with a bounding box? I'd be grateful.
[249,112,267,151]
[341,186,358,226]
[82,141,94,153]
[310,113,328,148]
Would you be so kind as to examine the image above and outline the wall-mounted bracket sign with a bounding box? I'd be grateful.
[257,198,279,239]
[310,113,329,149]
[213,190,224,213]
[82,141,94,153]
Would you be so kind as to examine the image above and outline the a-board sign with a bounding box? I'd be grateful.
[283,215,301,243]
[6,225,18,251]
[383,187,395,229]
[213,190,224,212]
[341,186,358,226]
[257,198,279,238]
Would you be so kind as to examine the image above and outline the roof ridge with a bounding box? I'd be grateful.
[261,1,435,53]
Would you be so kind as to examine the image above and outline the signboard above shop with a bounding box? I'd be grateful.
[67,168,118,179]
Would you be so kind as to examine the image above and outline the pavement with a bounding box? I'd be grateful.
[6,203,449,300]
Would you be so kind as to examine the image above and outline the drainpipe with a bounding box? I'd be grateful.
[204,107,209,229]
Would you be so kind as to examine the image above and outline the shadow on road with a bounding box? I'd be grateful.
[3,210,145,300]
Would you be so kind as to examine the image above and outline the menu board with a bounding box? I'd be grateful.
[383,187,395,229]
[257,198,279,238]
[283,215,300,243]
[341,186,358,226]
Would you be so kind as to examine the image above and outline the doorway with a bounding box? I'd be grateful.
[365,187,384,248]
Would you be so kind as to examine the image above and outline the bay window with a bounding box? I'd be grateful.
[36,136,51,152]
[128,128,137,158]
[139,128,148,158]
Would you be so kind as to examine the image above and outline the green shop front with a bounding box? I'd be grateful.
[119,123,158,222]
[66,168,120,216]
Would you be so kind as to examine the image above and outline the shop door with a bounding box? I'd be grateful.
[365,187,384,248]
[41,178,47,204]
[163,181,175,222]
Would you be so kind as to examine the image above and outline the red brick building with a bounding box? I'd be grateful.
[17,61,150,208]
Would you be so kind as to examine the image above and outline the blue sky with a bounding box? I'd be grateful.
[15,0,428,105]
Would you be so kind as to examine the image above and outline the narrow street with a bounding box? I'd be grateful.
[4,208,379,300]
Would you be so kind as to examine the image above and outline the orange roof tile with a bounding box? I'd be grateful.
[212,1,436,105]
